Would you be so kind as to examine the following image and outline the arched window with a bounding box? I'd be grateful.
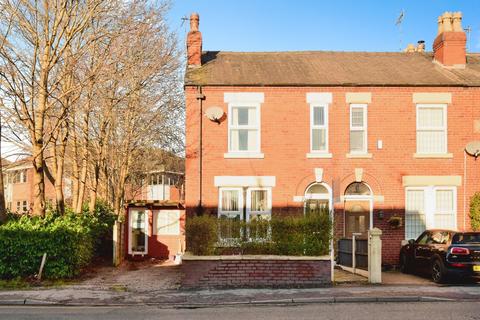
[305,183,329,197]
[304,183,331,215]
[345,182,371,196]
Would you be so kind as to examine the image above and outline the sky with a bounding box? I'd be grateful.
[167,0,480,52]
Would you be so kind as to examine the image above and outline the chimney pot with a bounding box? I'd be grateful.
[452,12,462,32]
[437,16,443,35]
[442,12,453,32]
[190,13,199,32]
[417,40,425,52]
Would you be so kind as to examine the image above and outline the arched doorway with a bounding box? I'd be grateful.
[304,182,332,215]
[344,182,373,238]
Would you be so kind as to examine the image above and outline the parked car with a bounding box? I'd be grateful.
[399,229,480,283]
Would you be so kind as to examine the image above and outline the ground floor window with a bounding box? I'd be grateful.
[16,200,28,213]
[218,186,272,241]
[154,210,180,235]
[405,186,456,240]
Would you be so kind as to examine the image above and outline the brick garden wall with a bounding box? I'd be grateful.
[181,255,331,289]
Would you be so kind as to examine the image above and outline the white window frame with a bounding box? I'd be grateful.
[227,103,261,154]
[310,104,329,153]
[416,104,448,155]
[128,208,149,255]
[218,187,244,219]
[349,104,368,154]
[246,187,272,222]
[404,186,457,240]
[153,210,180,236]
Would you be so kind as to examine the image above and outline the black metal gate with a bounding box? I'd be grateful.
[337,238,368,270]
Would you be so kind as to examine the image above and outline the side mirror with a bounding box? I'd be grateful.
[408,239,415,245]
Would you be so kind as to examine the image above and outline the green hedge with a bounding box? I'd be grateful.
[0,203,116,279]
[470,192,480,231]
[186,211,332,256]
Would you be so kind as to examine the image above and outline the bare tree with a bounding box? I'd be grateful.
[0,0,108,216]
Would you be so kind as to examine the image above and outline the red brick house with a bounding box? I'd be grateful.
[184,12,480,266]
[3,158,67,213]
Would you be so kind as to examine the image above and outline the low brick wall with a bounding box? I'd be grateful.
[181,255,331,289]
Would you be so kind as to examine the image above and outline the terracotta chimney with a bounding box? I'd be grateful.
[433,11,466,67]
[187,13,202,67]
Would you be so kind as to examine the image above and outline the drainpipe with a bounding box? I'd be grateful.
[196,86,205,215]
[463,150,467,231]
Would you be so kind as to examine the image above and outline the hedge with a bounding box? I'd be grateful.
[470,192,480,231]
[186,211,332,256]
[0,203,116,279]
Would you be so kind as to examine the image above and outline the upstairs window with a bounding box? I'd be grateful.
[416,104,447,154]
[349,104,367,154]
[12,170,27,184]
[228,105,260,153]
[310,105,328,152]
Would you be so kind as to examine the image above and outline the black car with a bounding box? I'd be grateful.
[399,229,480,283]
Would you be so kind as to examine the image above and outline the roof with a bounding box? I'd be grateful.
[125,200,184,209]
[185,51,480,87]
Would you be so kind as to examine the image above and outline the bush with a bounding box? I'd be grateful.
[186,211,332,256]
[0,202,117,279]
[185,215,218,255]
[470,192,480,231]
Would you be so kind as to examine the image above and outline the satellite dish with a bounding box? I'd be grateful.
[465,141,480,157]
[205,106,224,123]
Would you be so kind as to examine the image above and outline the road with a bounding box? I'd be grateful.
[0,301,479,320]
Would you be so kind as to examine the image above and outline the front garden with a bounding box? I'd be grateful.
[183,210,333,289]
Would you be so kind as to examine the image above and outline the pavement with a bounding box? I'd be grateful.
[0,260,478,308]
[0,282,479,308]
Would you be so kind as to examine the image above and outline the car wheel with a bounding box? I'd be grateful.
[431,259,446,284]
[399,254,410,274]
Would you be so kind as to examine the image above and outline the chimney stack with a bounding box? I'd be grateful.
[433,11,466,68]
[187,13,202,67]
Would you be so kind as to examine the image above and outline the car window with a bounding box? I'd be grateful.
[452,233,480,244]
[417,232,429,245]
[430,231,450,244]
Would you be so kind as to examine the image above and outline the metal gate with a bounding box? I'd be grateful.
[337,237,368,270]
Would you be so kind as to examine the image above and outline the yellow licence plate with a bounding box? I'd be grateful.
[473,265,480,272]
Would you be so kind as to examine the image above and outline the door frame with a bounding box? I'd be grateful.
[343,185,373,237]
[128,207,149,255]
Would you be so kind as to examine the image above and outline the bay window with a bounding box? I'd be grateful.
[405,186,456,240]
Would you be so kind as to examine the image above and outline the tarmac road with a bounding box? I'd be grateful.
[0,301,479,320]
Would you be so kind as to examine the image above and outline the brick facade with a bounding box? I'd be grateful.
[185,86,480,265]
[181,256,331,289]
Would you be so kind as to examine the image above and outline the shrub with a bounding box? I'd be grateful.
[186,211,332,256]
[185,215,218,255]
[271,212,332,256]
[0,203,117,279]
[470,192,480,231]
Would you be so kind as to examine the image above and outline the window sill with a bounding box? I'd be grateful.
[413,153,453,159]
[346,153,373,159]
[224,152,264,159]
[306,152,333,159]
